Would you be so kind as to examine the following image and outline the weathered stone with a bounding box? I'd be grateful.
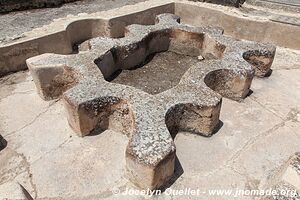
[263,182,300,200]
[27,13,275,189]
[263,153,300,200]
[281,153,300,191]
[2,0,300,77]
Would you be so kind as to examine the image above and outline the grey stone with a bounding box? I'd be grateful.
[26,13,275,189]
[281,153,300,192]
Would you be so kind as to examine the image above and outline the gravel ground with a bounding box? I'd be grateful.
[0,0,146,43]
[111,51,200,95]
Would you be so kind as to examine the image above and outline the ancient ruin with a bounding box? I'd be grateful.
[26,13,275,189]
[0,0,299,199]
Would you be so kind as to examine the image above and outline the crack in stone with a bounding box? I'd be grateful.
[231,109,299,168]
[225,120,288,168]
[249,96,285,120]
[10,90,35,96]
[0,90,36,101]
[0,149,38,199]
[198,110,297,179]
[31,137,72,165]
[0,149,27,186]
[190,108,300,192]
[249,96,300,136]
[4,100,58,137]
[18,152,38,199]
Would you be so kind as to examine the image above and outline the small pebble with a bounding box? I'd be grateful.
[197,55,204,60]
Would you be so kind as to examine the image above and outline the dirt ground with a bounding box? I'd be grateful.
[111,52,200,95]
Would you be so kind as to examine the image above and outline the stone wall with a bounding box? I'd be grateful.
[0,0,78,13]
[190,0,246,7]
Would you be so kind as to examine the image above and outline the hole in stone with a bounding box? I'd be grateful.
[0,135,7,151]
[204,69,233,96]
[109,51,200,95]
[204,68,253,100]
[165,103,223,139]
[93,29,225,95]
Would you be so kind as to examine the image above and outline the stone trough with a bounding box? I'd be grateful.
[26,13,275,189]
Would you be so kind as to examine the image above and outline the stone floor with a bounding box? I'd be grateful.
[0,45,299,199]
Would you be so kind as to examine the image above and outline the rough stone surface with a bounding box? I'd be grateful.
[110,51,199,95]
[1,0,299,77]
[0,46,299,199]
[0,0,151,44]
[263,182,300,200]
[262,153,300,199]
[26,13,275,190]
[281,153,300,191]
[0,0,175,77]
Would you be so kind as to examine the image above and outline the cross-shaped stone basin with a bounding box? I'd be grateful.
[26,13,276,190]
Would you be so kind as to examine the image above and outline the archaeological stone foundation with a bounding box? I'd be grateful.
[0,0,299,194]
[25,13,276,189]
